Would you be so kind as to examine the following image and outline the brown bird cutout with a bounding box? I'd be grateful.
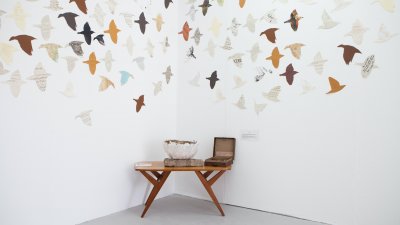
[280,63,298,85]
[69,0,87,14]
[104,20,120,44]
[239,0,246,8]
[284,9,303,31]
[338,44,361,65]
[133,95,145,113]
[260,28,278,43]
[99,76,115,91]
[83,52,99,75]
[178,21,192,41]
[327,77,346,94]
[9,35,36,56]
[266,47,284,69]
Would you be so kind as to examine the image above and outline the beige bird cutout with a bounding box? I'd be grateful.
[372,0,396,13]
[0,43,17,64]
[300,79,316,95]
[34,15,54,41]
[160,36,170,53]
[102,50,114,72]
[163,66,173,84]
[92,4,106,27]
[99,76,115,92]
[319,10,339,29]
[104,20,120,44]
[28,63,50,92]
[260,9,277,24]
[263,86,281,102]
[209,18,222,37]
[2,70,26,97]
[0,62,9,75]
[120,13,134,28]
[345,20,368,45]
[248,43,261,62]
[229,53,244,68]
[62,56,78,73]
[215,88,226,102]
[7,2,29,31]
[45,0,63,11]
[60,82,75,98]
[221,37,233,50]
[327,77,346,94]
[188,73,200,87]
[375,24,398,43]
[40,43,62,62]
[124,36,134,56]
[106,0,117,14]
[145,39,154,58]
[83,52,99,75]
[153,81,162,96]
[233,75,246,89]
[309,52,328,75]
[205,40,216,57]
[332,0,352,12]
[285,43,305,59]
[355,55,378,78]
[75,110,92,126]
[132,57,145,70]
[266,47,284,69]
[153,14,164,32]
[234,95,246,110]
[243,14,257,33]
[254,102,267,115]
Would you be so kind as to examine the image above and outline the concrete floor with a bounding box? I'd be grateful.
[79,194,329,225]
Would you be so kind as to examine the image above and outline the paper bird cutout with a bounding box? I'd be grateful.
[163,66,173,84]
[266,47,284,69]
[45,0,63,11]
[104,20,120,44]
[345,20,368,45]
[40,43,62,62]
[186,5,198,21]
[0,42,17,64]
[233,75,246,89]
[260,9,277,24]
[143,40,153,58]
[75,110,92,126]
[254,102,267,115]
[165,0,173,9]
[102,50,114,72]
[260,28,278,43]
[285,43,305,59]
[9,35,36,56]
[356,55,378,78]
[199,0,212,16]
[375,24,398,43]
[153,81,162,96]
[319,10,338,29]
[120,71,134,85]
[62,56,78,73]
[327,77,345,94]
[106,0,117,14]
[332,0,352,12]
[7,2,29,31]
[284,9,303,31]
[300,79,316,95]
[263,86,281,102]
[255,67,272,82]
[205,39,216,57]
[83,52,99,75]
[280,64,298,85]
[35,15,54,41]
[372,0,395,13]
[234,95,246,109]
[221,37,233,50]
[67,41,84,56]
[92,4,106,27]
[0,61,9,75]
[121,36,133,56]
[58,12,78,31]
[179,21,192,41]
[99,76,115,92]
[192,28,203,46]
[338,44,361,65]
[133,57,145,70]
[217,0,225,6]
[60,82,75,98]
[243,14,256,32]
[28,63,50,92]
[135,12,148,34]
[2,70,25,97]
[215,89,226,102]
[248,43,261,62]
[70,0,87,14]
[206,71,219,89]
[189,73,200,87]
[239,0,246,8]
[133,95,145,113]
[186,46,196,59]
[93,34,105,46]
[160,36,170,53]
[229,53,244,68]
[153,14,164,32]
[227,18,241,36]
[309,52,328,75]
[78,22,95,45]
[120,13,134,28]
[209,18,222,37]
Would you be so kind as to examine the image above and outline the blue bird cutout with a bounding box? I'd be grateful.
[120,71,134,85]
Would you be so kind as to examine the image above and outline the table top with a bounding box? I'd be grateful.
[135,161,231,171]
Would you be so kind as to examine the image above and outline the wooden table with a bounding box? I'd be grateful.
[135,161,231,218]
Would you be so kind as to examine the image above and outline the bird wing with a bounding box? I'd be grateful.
[76,0,88,14]
[19,37,34,55]
[328,77,340,89]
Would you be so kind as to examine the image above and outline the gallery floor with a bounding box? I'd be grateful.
[79,194,329,225]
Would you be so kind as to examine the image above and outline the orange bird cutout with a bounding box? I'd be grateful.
[83,52,99,75]
[239,0,246,8]
[266,47,284,69]
[327,77,346,94]
[9,35,36,56]
[178,21,192,41]
[104,20,121,44]
[133,95,145,112]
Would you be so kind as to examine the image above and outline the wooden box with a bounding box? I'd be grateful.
[204,137,236,167]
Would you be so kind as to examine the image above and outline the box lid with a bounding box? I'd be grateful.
[213,137,236,160]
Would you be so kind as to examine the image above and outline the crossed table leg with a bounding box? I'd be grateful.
[139,170,226,217]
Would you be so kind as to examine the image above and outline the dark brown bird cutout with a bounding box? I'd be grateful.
[199,0,212,16]
[338,44,361,65]
[58,12,79,31]
[327,77,346,94]
[206,71,219,89]
[260,28,278,43]
[9,35,36,56]
[165,0,173,9]
[133,95,145,113]
[69,0,87,14]
[284,9,303,31]
[280,63,298,85]
[135,12,148,34]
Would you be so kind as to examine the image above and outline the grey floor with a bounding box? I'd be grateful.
[79,194,329,225]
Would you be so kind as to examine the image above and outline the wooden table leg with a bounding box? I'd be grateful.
[140,171,171,218]
[195,170,226,216]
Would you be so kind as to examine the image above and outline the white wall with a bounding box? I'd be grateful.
[176,1,400,225]
[0,1,178,225]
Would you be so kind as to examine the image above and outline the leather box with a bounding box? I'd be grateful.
[204,137,236,167]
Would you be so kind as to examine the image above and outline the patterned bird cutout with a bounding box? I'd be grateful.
[285,43,305,59]
[355,55,378,78]
[0,43,17,64]
[221,37,233,50]
[338,44,361,65]
[255,67,272,82]
[186,46,196,59]
[153,81,162,96]
[243,14,256,33]
[7,2,28,31]
[119,71,134,86]
[260,28,278,43]
[233,75,246,89]
[260,9,277,24]
[179,21,192,41]
[263,86,281,102]
[254,102,267,115]
[199,0,212,16]
[99,76,115,92]
[206,71,219,89]
[345,20,368,45]
[227,18,241,36]
[153,14,164,32]
[209,18,222,37]
[28,63,50,92]
[205,40,216,57]
[91,4,106,27]
[75,110,92,126]
[58,12,78,31]
[60,81,75,98]
[9,35,36,56]
[266,47,284,69]
[133,95,145,113]
[163,66,173,84]
[45,0,63,11]
[67,41,84,56]
[160,36,169,53]
[2,70,25,97]
[104,20,120,44]
[133,57,145,70]
[135,12,148,34]
[70,0,87,14]
[319,10,338,29]
[39,43,62,62]
[0,61,9,75]
[192,28,203,46]
[327,77,346,94]
[229,53,244,68]
[309,52,328,75]
[234,95,246,109]
[62,56,78,73]
[375,24,398,43]
[120,13,134,28]
[189,73,200,87]
[284,9,303,31]
[78,22,94,45]
[83,52,99,75]
[34,15,54,41]
[248,43,261,62]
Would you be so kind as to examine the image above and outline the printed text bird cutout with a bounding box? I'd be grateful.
[135,12,148,34]
[280,63,298,85]
[133,95,145,113]
[260,28,278,43]
[104,19,120,44]
[284,9,303,31]
[266,47,284,69]
[338,44,361,65]
[58,12,78,31]
[83,52,99,75]
[179,21,192,41]
[327,76,346,94]
[206,71,219,89]
[69,0,87,14]
[78,22,94,45]
[9,35,36,55]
